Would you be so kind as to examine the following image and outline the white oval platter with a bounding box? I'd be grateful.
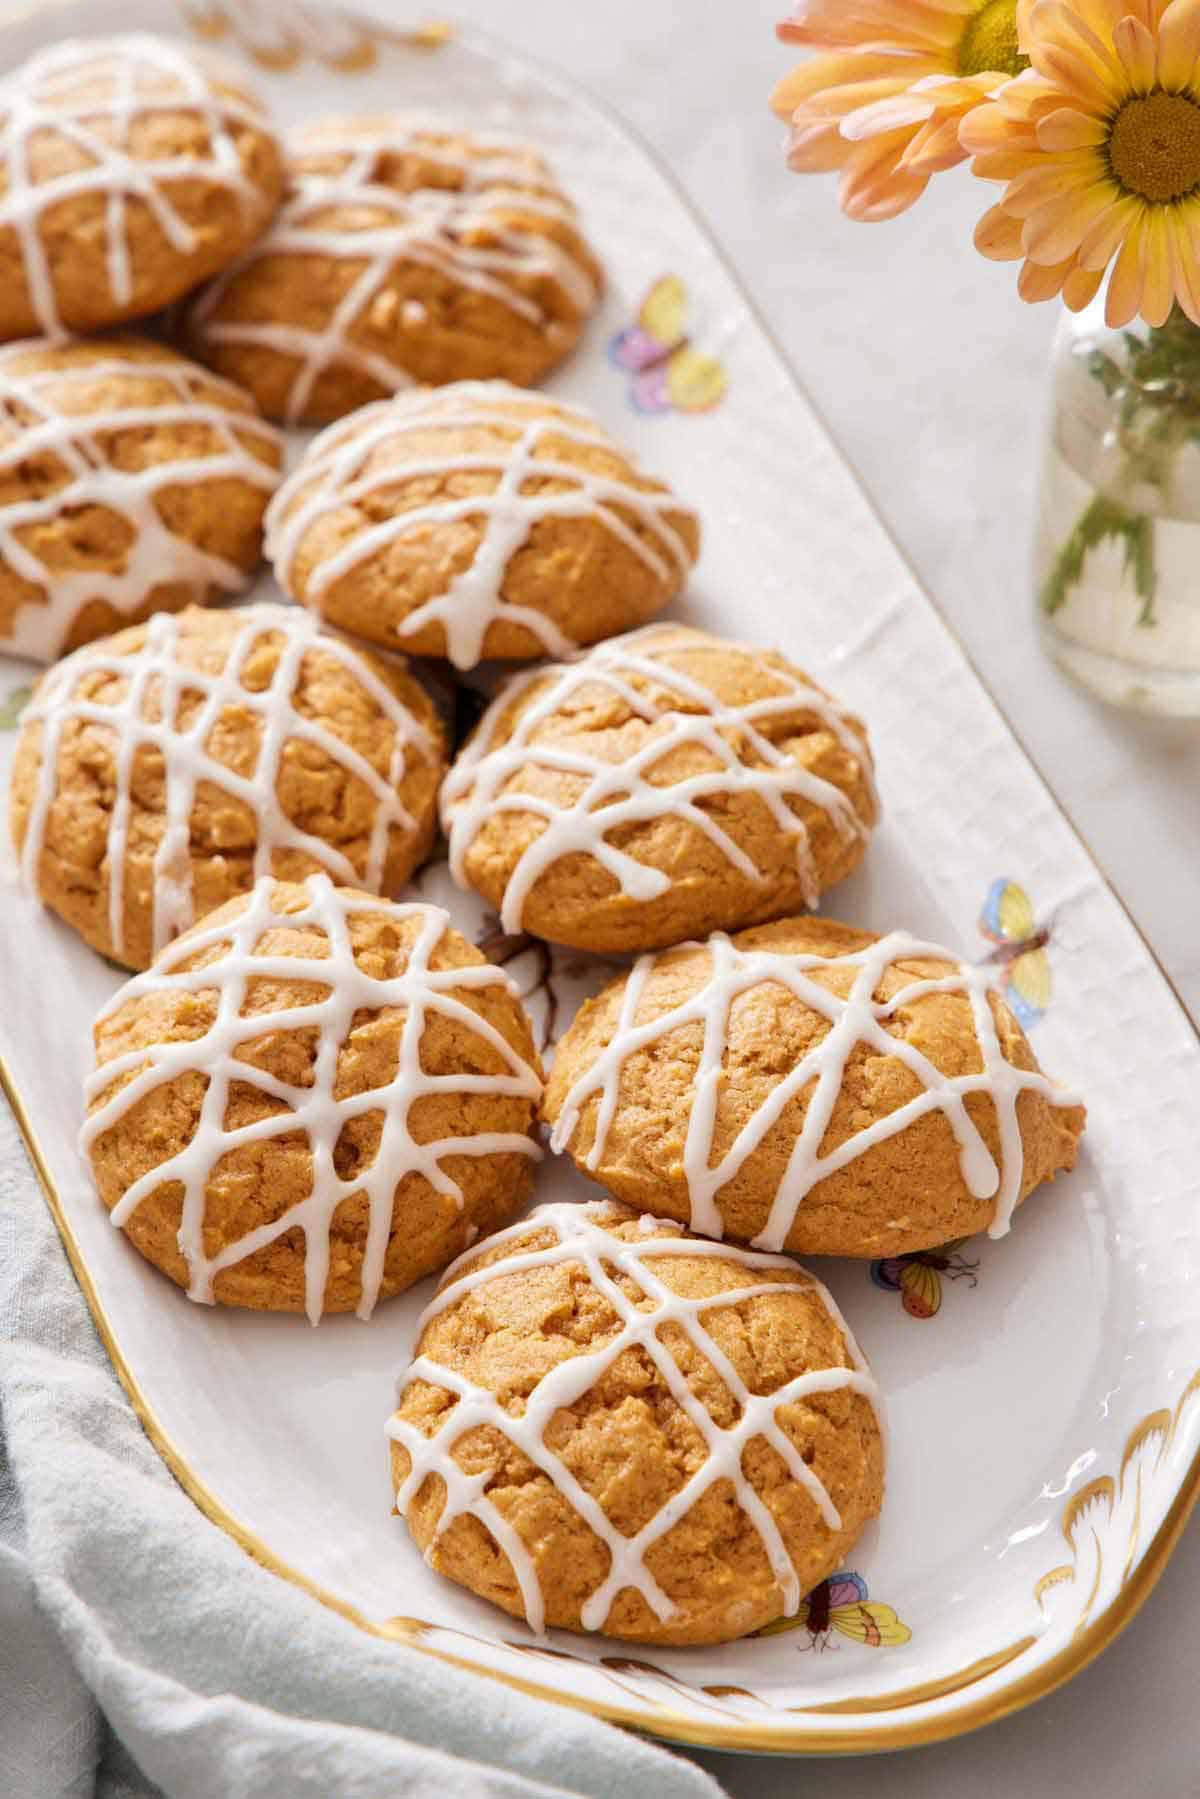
[0,0,1197,1757]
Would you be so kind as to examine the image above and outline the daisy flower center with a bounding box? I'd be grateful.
[1108,92,1200,205]
[958,0,1028,79]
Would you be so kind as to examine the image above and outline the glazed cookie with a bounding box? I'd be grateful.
[83,877,543,1321]
[10,602,445,970]
[0,35,284,339]
[442,624,877,951]
[389,1198,883,1644]
[544,918,1086,1258]
[266,384,701,669]
[0,336,283,662]
[186,116,603,424]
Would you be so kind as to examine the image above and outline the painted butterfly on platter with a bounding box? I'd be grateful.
[870,1240,980,1320]
[979,877,1051,1029]
[608,275,728,414]
[755,1572,911,1649]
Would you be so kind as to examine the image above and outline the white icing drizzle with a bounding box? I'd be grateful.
[442,625,876,926]
[0,343,282,662]
[550,931,1084,1250]
[82,874,543,1324]
[389,1199,881,1637]
[0,35,270,336]
[266,384,697,670]
[189,121,600,424]
[19,602,437,961]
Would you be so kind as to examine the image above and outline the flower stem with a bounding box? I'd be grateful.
[1041,494,1156,625]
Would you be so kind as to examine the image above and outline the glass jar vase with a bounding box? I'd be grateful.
[1035,300,1200,716]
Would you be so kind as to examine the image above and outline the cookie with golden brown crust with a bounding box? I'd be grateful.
[266,384,700,670]
[10,602,445,970]
[186,117,603,424]
[84,877,544,1320]
[543,917,1085,1257]
[389,1199,883,1644]
[441,624,877,951]
[0,35,283,340]
[0,336,282,662]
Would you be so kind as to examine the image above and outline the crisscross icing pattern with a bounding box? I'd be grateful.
[190,123,600,424]
[267,384,697,669]
[0,345,282,660]
[551,931,1082,1249]
[442,625,876,926]
[390,1199,880,1636]
[0,34,269,335]
[82,874,544,1324]
[19,602,437,961]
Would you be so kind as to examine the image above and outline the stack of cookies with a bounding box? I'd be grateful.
[2,31,1086,1651]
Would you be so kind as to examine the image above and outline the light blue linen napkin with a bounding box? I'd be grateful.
[0,1102,724,1799]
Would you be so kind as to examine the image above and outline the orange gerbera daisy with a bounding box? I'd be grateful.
[772,1,1033,220]
[964,0,1200,324]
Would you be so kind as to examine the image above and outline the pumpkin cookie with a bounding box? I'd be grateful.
[0,336,282,663]
[389,1199,883,1643]
[442,625,877,951]
[266,384,700,669]
[0,35,283,339]
[10,602,445,970]
[83,877,544,1321]
[544,917,1086,1257]
[186,117,603,424]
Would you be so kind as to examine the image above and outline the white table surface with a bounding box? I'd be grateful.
[436,2,1199,1794]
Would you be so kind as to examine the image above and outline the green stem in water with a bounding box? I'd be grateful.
[1041,494,1157,625]
[1044,306,1200,628]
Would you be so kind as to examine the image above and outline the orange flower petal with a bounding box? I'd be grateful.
[1018,256,1070,300]
[1021,178,1118,261]
[1168,207,1200,322]
[1140,209,1175,324]
[1062,265,1104,308]
[1155,0,1200,91]
[1034,43,1118,108]
[903,112,972,172]
[786,119,856,172]
[975,201,1027,259]
[1105,213,1147,325]
[1035,105,1108,148]
[1112,14,1158,95]
[838,131,931,219]
[1003,153,1102,217]
[1077,192,1141,268]
[840,87,944,140]
[772,53,933,115]
[960,103,1025,154]
[779,0,971,55]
